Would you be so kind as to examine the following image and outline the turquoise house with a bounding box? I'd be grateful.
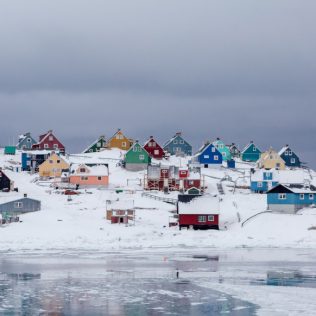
[241,141,261,162]
[212,138,231,161]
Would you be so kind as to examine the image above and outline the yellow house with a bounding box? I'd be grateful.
[106,129,134,150]
[257,148,286,170]
[39,152,70,177]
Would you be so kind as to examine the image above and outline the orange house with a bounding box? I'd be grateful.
[69,163,109,188]
[106,129,134,150]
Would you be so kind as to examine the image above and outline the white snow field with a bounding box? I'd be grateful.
[0,148,316,252]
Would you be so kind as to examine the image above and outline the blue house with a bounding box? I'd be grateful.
[193,142,223,168]
[21,150,52,172]
[279,145,301,168]
[241,141,262,162]
[267,184,316,213]
[251,169,308,193]
[163,132,192,156]
[251,170,279,193]
[0,195,41,218]
[16,133,36,150]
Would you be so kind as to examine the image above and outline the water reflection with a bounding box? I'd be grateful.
[0,253,257,316]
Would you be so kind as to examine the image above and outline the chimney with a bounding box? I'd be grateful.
[217,137,220,141]
[176,132,182,136]
[250,140,254,144]
[24,193,27,198]
[149,136,153,139]
[286,144,289,147]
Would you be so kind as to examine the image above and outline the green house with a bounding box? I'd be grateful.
[241,141,261,162]
[212,138,231,161]
[4,146,16,155]
[124,141,151,171]
[83,136,106,153]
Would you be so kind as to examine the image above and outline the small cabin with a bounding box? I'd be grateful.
[106,200,135,225]
[178,196,219,230]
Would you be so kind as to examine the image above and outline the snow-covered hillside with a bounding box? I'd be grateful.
[1,149,316,253]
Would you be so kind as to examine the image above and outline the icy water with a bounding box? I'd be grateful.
[0,248,316,315]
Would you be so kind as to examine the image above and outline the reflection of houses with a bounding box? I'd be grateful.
[178,196,219,230]
[0,168,14,192]
[144,165,203,192]
[69,163,109,188]
[257,148,286,170]
[32,130,66,153]
[106,200,135,224]
[0,194,41,220]
[39,152,69,178]
[16,132,36,150]
[267,184,316,213]
[21,150,53,172]
[251,169,308,193]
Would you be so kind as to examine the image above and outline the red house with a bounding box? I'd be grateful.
[144,136,165,160]
[32,130,65,153]
[178,197,219,230]
[145,165,202,192]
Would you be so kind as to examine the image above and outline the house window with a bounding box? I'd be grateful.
[222,152,226,157]
[180,140,184,144]
[285,151,289,156]
[97,142,101,147]
[49,136,54,141]
[214,155,219,161]
[253,147,257,152]
[80,168,86,173]
[98,176,102,181]
[291,158,296,163]
[139,154,145,160]
[154,150,159,155]
[173,140,178,144]
[89,149,93,153]
[27,138,31,143]
[204,155,209,159]
[57,160,60,164]
[257,182,263,188]
[198,216,206,223]
[300,194,305,200]
[14,202,23,208]
[133,146,138,152]
[44,144,49,149]
[152,142,156,147]
[81,176,88,181]
[148,142,152,147]
[289,151,293,156]
[208,215,214,222]
[122,142,127,148]
[278,193,286,200]
[180,171,187,175]
[276,163,281,169]
[162,170,168,174]
[189,180,194,185]
[53,144,58,149]
[211,147,215,153]
[219,144,224,149]
[309,194,314,200]
[49,160,53,164]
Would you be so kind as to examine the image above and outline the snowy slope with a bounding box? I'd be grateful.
[1,149,316,252]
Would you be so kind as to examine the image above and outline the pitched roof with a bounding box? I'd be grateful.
[267,184,316,194]
[70,163,109,176]
[251,169,309,184]
[241,142,260,154]
[178,196,220,215]
[82,136,106,153]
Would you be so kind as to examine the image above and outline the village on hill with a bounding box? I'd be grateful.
[0,129,316,252]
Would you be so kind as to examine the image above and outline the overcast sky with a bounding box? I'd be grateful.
[0,1,315,166]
